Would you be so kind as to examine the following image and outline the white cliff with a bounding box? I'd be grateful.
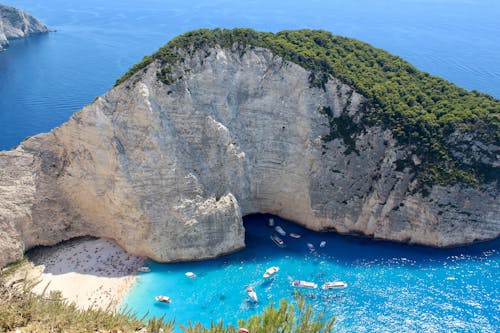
[0,4,48,51]
[0,45,498,267]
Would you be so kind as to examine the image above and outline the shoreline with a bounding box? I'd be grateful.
[25,237,144,311]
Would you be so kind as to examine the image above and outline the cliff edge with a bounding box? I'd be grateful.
[0,4,48,51]
[0,29,498,267]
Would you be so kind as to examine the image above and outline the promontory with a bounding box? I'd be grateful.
[0,4,48,51]
[0,29,498,267]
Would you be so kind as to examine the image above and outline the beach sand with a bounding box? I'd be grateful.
[26,237,144,311]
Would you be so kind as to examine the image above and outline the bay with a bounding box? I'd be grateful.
[123,215,500,332]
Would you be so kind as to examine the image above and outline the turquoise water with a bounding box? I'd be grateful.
[122,215,500,332]
[1,0,500,150]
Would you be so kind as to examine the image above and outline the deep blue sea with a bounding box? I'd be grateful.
[1,0,499,331]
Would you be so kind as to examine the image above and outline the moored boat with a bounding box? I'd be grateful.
[321,281,347,290]
[268,218,275,227]
[307,243,315,251]
[275,225,286,236]
[320,241,326,248]
[155,295,171,303]
[292,280,318,289]
[185,271,197,278]
[271,235,286,248]
[246,286,258,302]
[138,266,151,272]
[289,233,301,238]
[263,266,279,278]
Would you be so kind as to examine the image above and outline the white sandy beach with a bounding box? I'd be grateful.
[27,237,144,311]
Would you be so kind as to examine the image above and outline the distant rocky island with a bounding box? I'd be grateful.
[0,28,498,268]
[0,4,48,51]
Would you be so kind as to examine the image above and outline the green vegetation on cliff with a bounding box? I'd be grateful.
[116,28,499,186]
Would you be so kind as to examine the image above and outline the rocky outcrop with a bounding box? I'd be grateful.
[0,4,48,51]
[0,45,498,267]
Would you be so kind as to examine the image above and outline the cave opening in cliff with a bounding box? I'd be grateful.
[242,213,319,252]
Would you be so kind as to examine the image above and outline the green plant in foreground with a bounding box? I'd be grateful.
[1,267,333,333]
[0,270,175,332]
[180,292,335,333]
[147,314,175,333]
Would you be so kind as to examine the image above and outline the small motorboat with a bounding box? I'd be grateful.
[137,266,151,273]
[268,218,275,227]
[246,286,258,302]
[155,295,171,303]
[275,225,286,236]
[321,281,347,290]
[320,241,327,248]
[263,266,279,278]
[292,280,318,289]
[185,272,197,278]
[289,233,302,239]
[271,235,286,248]
[307,243,315,251]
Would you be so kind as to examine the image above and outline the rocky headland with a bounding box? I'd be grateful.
[0,4,48,51]
[0,29,498,267]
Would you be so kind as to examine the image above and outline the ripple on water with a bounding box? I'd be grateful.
[121,215,500,332]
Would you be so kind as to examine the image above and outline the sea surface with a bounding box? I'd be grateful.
[123,215,499,332]
[1,0,499,331]
[1,0,500,150]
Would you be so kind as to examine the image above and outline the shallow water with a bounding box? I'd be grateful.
[1,0,500,150]
[122,215,500,332]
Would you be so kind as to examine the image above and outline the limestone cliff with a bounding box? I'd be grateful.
[0,32,498,267]
[0,4,48,51]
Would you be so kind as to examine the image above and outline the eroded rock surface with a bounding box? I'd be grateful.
[0,4,48,51]
[1,46,498,267]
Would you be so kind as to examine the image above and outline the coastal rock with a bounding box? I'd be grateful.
[0,4,48,51]
[0,45,498,267]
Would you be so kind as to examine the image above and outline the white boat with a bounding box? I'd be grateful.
[320,241,327,248]
[246,286,258,302]
[155,295,171,303]
[307,243,315,251]
[289,233,302,239]
[275,225,286,236]
[137,266,151,273]
[263,266,279,278]
[271,235,286,248]
[185,271,196,278]
[321,281,347,290]
[268,218,275,227]
[292,280,318,289]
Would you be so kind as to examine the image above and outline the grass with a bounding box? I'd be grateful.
[0,268,174,332]
[180,293,335,333]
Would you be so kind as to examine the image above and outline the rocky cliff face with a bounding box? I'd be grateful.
[0,4,48,51]
[0,46,498,267]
